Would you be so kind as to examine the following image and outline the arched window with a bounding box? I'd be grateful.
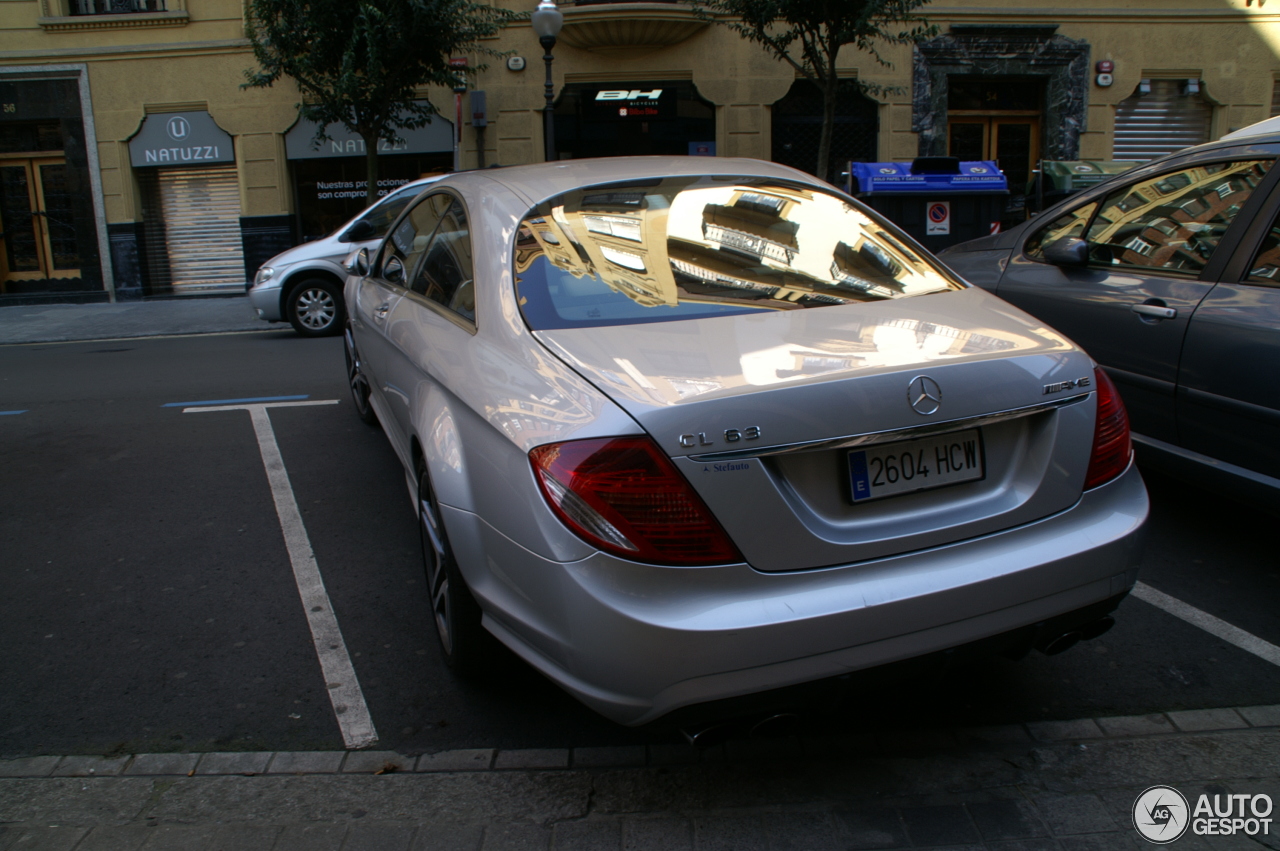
[771,80,878,185]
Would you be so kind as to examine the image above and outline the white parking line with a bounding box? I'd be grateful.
[186,399,378,749]
[1133,581,1280,668]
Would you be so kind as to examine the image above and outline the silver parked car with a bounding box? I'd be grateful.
[249,175,443,336]
[941,124,1280,510]
[344,157,1148,726]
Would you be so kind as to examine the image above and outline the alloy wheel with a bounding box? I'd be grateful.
[296,287,337,331]
[343,326,376,424]
[419,485,453,654]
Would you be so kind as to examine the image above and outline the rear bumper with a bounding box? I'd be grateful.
[449,462,1148,726]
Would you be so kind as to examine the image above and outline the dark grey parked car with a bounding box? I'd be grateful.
[941,125,1280,507]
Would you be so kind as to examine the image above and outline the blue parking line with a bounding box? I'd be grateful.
[0,410,27,416]
[162,395,310,408]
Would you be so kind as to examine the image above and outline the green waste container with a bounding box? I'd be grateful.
[1029,160,1136,213]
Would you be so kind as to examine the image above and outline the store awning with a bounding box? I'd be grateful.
[285,106,454,160]
[129,111,236,168]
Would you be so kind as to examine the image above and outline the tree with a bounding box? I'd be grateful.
[244,0,516,205]
[693,0,936,184]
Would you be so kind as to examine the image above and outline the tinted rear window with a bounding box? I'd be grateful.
[514,177,963,330]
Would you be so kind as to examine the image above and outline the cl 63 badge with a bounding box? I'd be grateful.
[679,426,761,448]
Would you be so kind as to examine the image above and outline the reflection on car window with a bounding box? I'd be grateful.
[1247,209,1280,285]
[345,183,425,239]
[1025,202,1098,260]
[378,193,451,280]
[514,177,963,330]
[1081,160,1272,276]
[411,200,476,322]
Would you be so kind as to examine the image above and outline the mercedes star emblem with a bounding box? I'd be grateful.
[908,375,942,415]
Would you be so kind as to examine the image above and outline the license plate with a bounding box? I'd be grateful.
[848,429,985,503]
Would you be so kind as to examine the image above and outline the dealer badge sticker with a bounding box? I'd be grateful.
[1133,786,1189,844]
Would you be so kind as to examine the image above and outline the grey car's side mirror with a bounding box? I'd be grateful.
[343,219,376,243]
[384,255,406,284]
[1043,237,1089,267]
[347,248,370,276]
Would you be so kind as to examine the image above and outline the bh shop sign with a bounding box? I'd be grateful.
[129,112,235,168]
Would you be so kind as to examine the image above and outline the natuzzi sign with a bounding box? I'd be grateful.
[128,112,235,168]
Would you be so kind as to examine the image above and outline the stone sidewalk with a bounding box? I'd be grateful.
[3,706,1279,850]
[0,296,271,345]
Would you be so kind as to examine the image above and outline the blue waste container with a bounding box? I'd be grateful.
[848,157,1009,253]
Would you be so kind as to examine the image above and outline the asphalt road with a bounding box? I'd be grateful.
[2,331,1278,758]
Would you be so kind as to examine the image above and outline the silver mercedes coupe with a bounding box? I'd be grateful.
[342,157,1148,726]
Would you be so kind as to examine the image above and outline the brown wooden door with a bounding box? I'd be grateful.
[0,157,81,290]
[946,116,1040,192]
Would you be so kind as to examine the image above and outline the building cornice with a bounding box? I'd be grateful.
[37,11,189,32]
[0,36,250,62]
[937,6,1280,24]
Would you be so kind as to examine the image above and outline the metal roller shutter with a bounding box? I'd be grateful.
[156,166,245,292]
[1113,79,1213,162]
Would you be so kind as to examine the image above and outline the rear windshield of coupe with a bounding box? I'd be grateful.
[514,177,963,330]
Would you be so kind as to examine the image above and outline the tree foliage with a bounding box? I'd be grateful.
[693,0,936,183]
[244,0,516,204]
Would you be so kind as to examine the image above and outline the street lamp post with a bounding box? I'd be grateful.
[531,0,563,162]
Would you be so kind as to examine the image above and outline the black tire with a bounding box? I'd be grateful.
[417,464,490,674]
[286,278,344,337]
[343,322,379,426]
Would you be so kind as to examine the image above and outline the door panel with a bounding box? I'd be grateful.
[1002,159,1273,442]
[947,121,987,161]
[36,162,80,276]
[1176,283,1280,479]
[0,163,44,283]
[998,256,1207,443]
[993,120,1037,195]
[0,158,82,288]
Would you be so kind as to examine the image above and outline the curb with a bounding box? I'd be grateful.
[2,704,1276,779]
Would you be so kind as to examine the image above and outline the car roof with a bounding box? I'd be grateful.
[1220,116,1280,142]
[431,156,831,212]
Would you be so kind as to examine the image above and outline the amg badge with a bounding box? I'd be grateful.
[1043,376,1092,395]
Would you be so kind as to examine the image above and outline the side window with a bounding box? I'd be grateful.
[1248,210,1280,284]
[1025,201,1098,260]
[1081,160,1272,276]
[376,193,451,280]
[410,200,476,322]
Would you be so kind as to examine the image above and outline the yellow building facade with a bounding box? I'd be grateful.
[1,0,1278,301]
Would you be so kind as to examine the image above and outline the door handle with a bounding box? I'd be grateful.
[1130,302,1176,321]
[374,303,390,321]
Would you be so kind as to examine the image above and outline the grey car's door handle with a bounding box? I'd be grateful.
[1131,303,1176,320]
[374,303,390,321]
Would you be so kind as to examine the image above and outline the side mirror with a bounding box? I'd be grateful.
[1043,237,1089,267]
[384,255,406,284]
[346,247,370,276]
[343,219,376,243]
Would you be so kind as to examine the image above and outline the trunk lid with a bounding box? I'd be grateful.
[535,287,1100,571]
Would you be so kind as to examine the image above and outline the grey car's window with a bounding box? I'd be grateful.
[377,193,451,280]
[1080,160,1272,277]
[1247,209,1280,285]
[1025,202,1098,260]
[514,177,962,330]
[411,200,475,322]
[346,182,425,239]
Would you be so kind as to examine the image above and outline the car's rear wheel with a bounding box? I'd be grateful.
[417,464,489,673]
[287,279,343,337]
[343,323,378,426]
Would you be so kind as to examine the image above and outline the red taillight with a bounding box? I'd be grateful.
[1084,367,1132,490]
[529,436,742,566]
